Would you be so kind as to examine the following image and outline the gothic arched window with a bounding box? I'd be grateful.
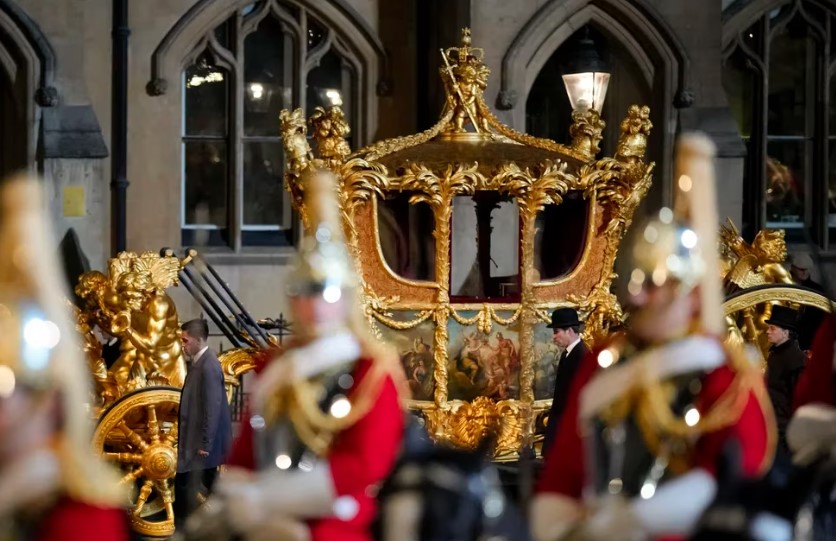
[181,1,358,248]
[723,0,836,246]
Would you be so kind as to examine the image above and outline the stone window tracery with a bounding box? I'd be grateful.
[723,0,836,246]
[181,0,359,249]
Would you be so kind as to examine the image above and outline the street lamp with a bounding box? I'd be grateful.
[561,28,610,112]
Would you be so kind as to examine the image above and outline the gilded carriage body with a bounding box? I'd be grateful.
[281,29,655,457]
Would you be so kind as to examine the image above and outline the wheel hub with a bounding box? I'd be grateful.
[142,443,177,480]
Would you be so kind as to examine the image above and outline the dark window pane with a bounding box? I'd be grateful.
[831,74,836,134]
[184,61,228,136]
[307,50,348,120]
[766,139,805,225]
[213,18,232,48]
[377,192,436,281]
[768,17,810,136]
[533,193,589,281]
[184,141,228,226]
[831,14,836,57]
[243,141,284,225]
[723,48,756,138]
[307,18,326,49]
[244,17,294,136]
[241,230,293,246]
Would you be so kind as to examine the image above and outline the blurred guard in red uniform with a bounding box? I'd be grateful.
[180,169,404,541]
[532,134,775,541]
[0,175,129,541]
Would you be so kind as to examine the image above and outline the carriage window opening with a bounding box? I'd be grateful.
[450,193,520,300]
[377,192,435,282]
[533,192,589,281]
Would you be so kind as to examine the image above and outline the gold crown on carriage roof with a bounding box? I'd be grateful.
[442,27,485,64]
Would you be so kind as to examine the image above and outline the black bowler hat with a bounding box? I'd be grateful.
[547,308,581,329]
[765,305,798,331]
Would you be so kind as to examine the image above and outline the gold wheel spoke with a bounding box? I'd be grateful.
[133,480,153,516]
[161,422,178,446]
[146,404,160,442]
[105,452,143,464]
[120,466,145,485]
[156,479,175,522]
[118,421,149,450]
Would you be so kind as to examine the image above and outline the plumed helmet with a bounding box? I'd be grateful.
[285,169,357,303]
[624,132,724,335]
[0,174,123,506]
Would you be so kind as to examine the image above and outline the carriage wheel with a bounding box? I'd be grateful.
[93,387,181,538]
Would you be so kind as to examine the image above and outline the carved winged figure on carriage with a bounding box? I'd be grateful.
[74,250,193,402]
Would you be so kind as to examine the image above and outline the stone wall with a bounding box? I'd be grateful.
[3,0,786,322]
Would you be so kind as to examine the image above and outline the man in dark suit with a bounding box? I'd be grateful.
[94,325,121,369]
[174,319,232,529]
[542,307,587,456]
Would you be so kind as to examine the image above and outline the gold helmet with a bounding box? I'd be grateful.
[0,174,123,506]
[285,168,357,302]
[625,132,724,335]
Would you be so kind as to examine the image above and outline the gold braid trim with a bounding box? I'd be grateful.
[266,347,401,457]
[605,341,778,476]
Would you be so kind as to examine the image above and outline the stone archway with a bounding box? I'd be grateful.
[0,62,24,176]
[497,0,691,207]
[0,0,57,176]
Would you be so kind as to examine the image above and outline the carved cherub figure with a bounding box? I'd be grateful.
[439,28,491,133]
[75,252,189,396]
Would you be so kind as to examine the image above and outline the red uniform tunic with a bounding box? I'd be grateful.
[31,498,129,541]
[536,342,771,541]
[228,356,403,541]
[794,317,835,410]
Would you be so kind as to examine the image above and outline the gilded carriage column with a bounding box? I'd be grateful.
[518,209,538,443]
[432,196,453,405]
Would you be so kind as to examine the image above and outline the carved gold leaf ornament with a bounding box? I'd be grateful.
[280,28,655,456]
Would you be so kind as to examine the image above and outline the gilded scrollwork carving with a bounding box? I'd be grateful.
[309,106,352,167]
[280,108,314,214]
[491,161,573,219]
[615,104,653,163]
[570,109,606,158]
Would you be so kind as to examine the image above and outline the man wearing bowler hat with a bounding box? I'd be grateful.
[765,305,806,456]
[542,307,587,456]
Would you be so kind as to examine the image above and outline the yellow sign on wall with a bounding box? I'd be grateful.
[63,186,86,217]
